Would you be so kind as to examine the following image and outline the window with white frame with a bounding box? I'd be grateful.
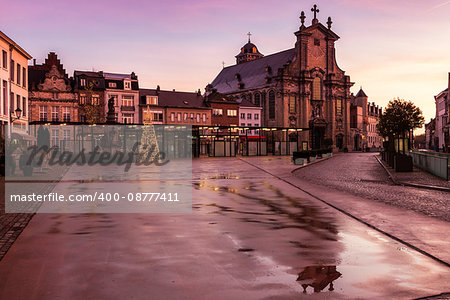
[80,78,86,87]
[190,113,194,122]
[170,112,175,122]
[63,129,70,141]
[227,109,237,117]
[254,114,259,120]
[122,95,134,106]
[196,113,200,123]
[79,95,86,104]
[247,113,252,119]
[202,113,206,123]
[122,113,133,124]
[240,113,245,119]
[108,82,117,88]
[63,107,71,122]
[52,106,59,122]
[40,106,48,121]
[213,108,222,116]
[124,80,131,90]
[52,129,59,147]
[177,112,181,122]
[184,113,188,121]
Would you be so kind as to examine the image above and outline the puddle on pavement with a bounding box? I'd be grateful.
[193,174,450,298]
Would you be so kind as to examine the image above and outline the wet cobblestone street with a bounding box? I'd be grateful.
[293,152,450,222]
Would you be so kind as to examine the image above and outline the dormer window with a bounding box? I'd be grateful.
[235,73,241,81]
[124,80,131,90]
[109,82,117,88]
[146,96,158,105]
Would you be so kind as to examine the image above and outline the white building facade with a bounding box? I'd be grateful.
[238,99,262,136]
[104,72,139,124]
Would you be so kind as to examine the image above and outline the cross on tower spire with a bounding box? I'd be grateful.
[311,4,319,25]
[247,32,252,43]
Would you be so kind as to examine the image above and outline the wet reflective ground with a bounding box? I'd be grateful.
[0,157,449,299]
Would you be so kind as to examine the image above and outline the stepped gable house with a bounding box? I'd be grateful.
[28,52,78,123]
[209,5,354,150]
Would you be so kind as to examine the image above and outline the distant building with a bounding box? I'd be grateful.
[73,71,106,123]
[103,72,139,124]
[206,91,239,127]
[433,73,450,152]
[425,118,436,150]
[0,31,32,136]
[28,52,78,124]
[139,87,211,125]
[350,88,382,150]
[238,98,262,136]
[208,5,355,151]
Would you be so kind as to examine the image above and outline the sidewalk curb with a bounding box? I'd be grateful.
[374,156,450,193]
[290,154,334,174]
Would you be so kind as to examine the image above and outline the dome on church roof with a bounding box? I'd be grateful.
[242,42,259,53]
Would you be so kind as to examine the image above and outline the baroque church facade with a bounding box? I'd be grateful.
[209,5,354,150]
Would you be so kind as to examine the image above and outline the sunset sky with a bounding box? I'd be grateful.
[2,0,450,130]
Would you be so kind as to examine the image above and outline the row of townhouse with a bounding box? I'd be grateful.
[0,31,262,139]
[29,52,262,132]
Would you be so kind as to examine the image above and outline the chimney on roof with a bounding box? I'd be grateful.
[156,85,160,95]
[173,89,175,92]
[197,89,201,96]
[33,59,36,66]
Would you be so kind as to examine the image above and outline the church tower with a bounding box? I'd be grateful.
[235,33,264,65]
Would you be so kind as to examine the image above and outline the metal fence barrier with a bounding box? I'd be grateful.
[407,151,449,180]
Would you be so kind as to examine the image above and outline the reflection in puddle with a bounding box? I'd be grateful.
[297,265,341,294]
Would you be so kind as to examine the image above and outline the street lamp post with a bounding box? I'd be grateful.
[8,107,22,137]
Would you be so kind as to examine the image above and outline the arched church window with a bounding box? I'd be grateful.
[254,93,261,107]
[312,77,321,100]
[247,93,252,104]
[268,90,276,120]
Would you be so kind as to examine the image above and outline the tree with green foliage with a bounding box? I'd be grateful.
[377,98,424,153]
